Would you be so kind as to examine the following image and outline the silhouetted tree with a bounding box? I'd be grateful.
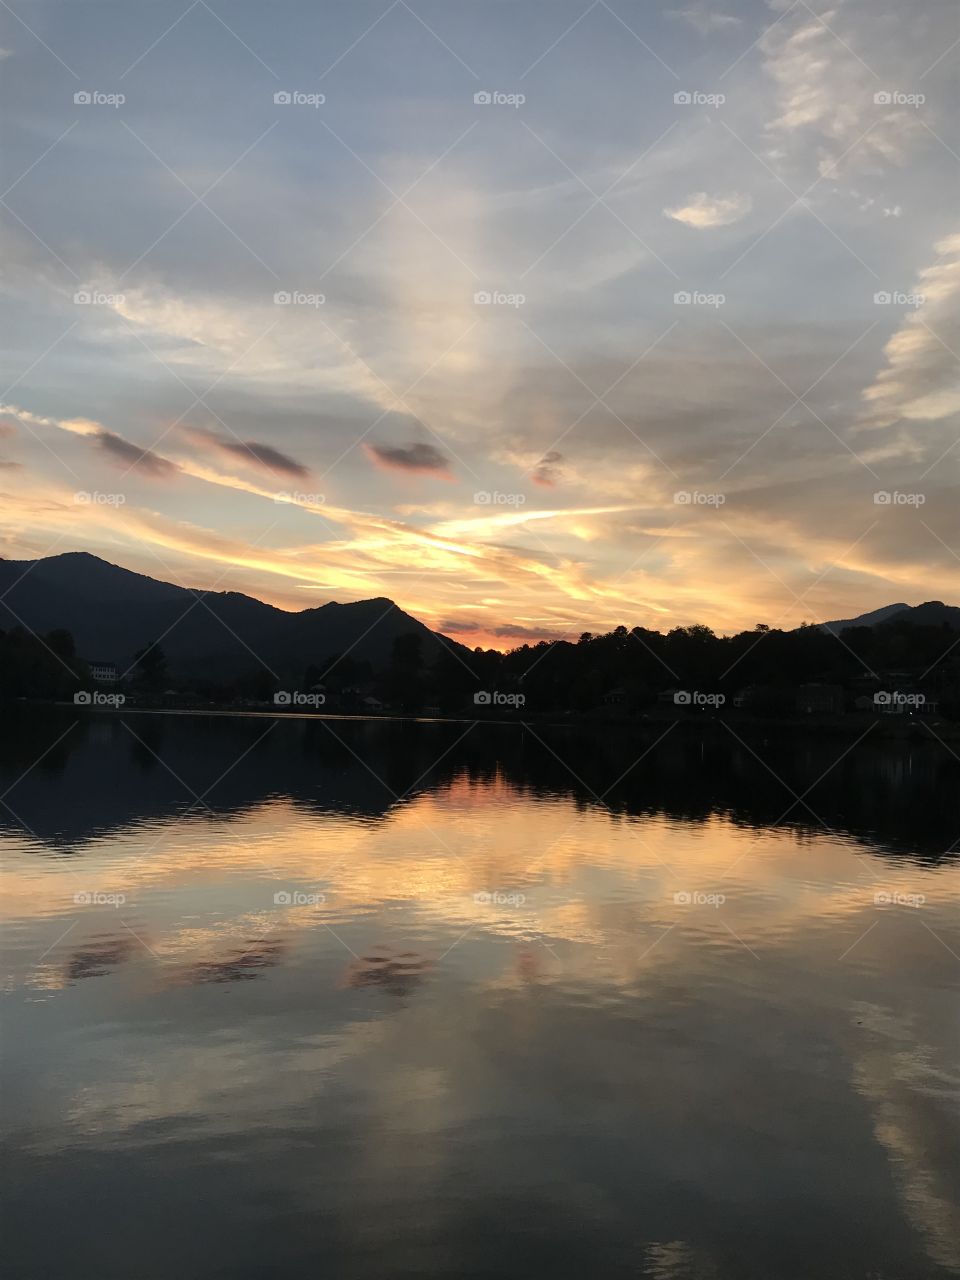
[0,627,84,701]
[132,642,169,692]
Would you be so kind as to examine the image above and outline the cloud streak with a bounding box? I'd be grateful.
[95,430,179,478]
[364,441,454,479]
[859,232,960,429]
[184,427,310,478]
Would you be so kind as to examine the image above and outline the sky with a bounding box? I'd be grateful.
[1,0,958,648]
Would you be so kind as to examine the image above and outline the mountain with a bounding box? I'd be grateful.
[820,603,910,634]
[896,601,960,629]
[821,601,960,634]
[0,552,457,679]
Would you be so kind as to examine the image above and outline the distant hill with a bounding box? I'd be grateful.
[821,601,960,634]
[0,552,458,679]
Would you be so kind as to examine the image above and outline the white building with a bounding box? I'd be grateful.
[89,661,119,684]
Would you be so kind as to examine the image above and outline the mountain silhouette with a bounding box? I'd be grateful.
[821,601,960,634]
[0,552,456,678]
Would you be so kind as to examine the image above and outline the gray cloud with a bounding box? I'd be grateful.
[493,623,571,641]
[364,441,453,478]
[95,431,179,479]
[186,427,310,478]
[532,451,565,488]
[441,618,571,643]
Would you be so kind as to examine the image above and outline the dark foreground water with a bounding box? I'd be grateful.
[1,710,958,1279]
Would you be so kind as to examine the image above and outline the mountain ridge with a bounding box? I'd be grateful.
[821,600,960,634]
[0,552,457,679]
[4,553,958,677]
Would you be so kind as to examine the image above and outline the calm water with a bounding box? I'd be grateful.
[1,710,958,1279]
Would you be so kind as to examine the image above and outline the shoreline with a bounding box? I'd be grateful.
[11,700,960,743]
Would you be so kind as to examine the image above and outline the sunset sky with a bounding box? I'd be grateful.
[2,0,958,647]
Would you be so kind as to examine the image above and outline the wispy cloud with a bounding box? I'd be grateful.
[860,231,960,428]
[761,3,927,177]
[1,404,179,478]
[664,192,752,229]
[666,6,741,35]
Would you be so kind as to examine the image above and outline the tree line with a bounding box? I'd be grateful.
[3,615,959,719]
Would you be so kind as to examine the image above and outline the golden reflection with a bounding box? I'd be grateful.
[3,773,958,1280]
[4,780,956,1000]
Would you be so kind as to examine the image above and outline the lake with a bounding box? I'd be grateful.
[1,709,958,1279]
